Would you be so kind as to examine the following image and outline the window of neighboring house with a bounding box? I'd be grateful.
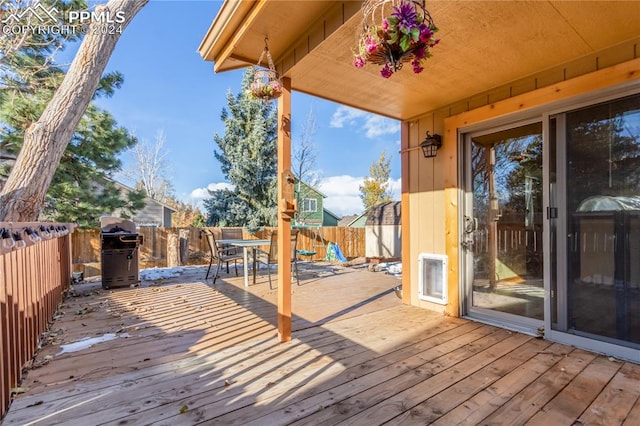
[302,198,317,212]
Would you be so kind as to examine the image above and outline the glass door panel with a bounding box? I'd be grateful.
[561,94,640,347]
[468,122,544,322]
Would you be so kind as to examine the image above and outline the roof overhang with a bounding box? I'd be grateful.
[199,1,640,121]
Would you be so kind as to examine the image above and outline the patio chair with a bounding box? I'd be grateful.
[221,227,243,273]
[256,230,299,289]
[200,229,243,283]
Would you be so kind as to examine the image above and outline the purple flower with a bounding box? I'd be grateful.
[380,64,393,78]
[353,55,366,68]
[411,59,423,74]
[419,24,432,42]
[413,47,426,59]
[392,1,418,33]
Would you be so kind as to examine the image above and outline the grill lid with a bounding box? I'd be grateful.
[100,216,136,233]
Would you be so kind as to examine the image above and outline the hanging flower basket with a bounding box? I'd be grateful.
[248,39,282,101]
[353,0,439,79]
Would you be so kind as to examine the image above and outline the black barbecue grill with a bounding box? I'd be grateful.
[100,217,143,289]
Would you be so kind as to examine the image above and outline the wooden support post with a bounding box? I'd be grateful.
[277,77,292,342]
[400,121,411,305]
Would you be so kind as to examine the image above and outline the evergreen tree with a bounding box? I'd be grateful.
[41,105,146,227]
[359,150,393,209]
[0,0,85,86]
[205,69,278,233]
[0,0,148,221]
[0,0,147,225]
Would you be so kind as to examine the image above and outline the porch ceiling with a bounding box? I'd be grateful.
[199,0,640,121]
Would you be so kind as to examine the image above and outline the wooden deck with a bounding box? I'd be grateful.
[3,262,639,425]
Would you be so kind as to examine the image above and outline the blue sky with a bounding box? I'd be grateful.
[92,0,401,217]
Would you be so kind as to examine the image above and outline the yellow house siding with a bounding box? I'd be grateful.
[405,112,452,311]
[404,54,640,317]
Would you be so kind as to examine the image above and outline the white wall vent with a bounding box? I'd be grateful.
[418,253,448,305]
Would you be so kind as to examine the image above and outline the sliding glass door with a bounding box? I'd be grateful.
[463,91,640,357]
[552,94,640,349]
[463,122,545,333]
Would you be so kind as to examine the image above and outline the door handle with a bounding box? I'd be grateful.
[464,216,478,234]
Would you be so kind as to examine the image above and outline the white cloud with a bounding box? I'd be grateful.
[319,175,401,217]
[185,176,400,218]
[363,115,400,138]
[329,106,367,128]
[189,182,234,201]
[330,106,400,139]
[319,175,364,216]
[320,175,363,196]
[388,178,401,199]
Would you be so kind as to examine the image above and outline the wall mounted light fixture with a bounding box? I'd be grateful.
[420,131,442,158]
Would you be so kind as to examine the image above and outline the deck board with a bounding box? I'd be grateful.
[430,342,573,426]
[479,348,598,425]
[623,396,640,426]
[324,331,532,426]
[2,263,638,425]
[577,362,640,425]
[525,355,622,425]
[386,338,553,425]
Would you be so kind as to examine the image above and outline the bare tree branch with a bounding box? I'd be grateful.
[125,129,173,202]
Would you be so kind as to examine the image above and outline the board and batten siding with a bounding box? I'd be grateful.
[113,197,173,227]
[365,225,401,258]
[134,198,166,226]
[404,40,640,316]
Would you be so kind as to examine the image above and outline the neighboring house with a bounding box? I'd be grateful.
[344,212,367,228]
[111,181,176,227]
[322,208,340,226]
[337,214,358,227]
[294,180,339,227]
[200,1,640,360]
[365,201,401,259]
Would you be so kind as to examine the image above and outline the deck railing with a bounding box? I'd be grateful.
[0,222,74,419]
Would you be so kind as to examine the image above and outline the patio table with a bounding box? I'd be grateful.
[218,239,270,287]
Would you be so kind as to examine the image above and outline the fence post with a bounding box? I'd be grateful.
[179,229,189,265]
[167,230,179,267]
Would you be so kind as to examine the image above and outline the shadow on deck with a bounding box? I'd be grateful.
[3,262,639,425]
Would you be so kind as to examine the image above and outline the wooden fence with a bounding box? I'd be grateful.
[0,222,73,419]
[72,226,365,276]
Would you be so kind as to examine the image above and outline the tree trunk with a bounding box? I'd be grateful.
[0,0,149,221]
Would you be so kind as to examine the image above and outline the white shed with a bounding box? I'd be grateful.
[365,201,401,259]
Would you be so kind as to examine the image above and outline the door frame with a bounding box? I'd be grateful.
[455,81,640,362]
[544,91,640,362]
[461,117,546,336]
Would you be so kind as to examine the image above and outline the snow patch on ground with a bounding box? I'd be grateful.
[58,333,130,354]
[140,267,185,281]
[371,262,402,277]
